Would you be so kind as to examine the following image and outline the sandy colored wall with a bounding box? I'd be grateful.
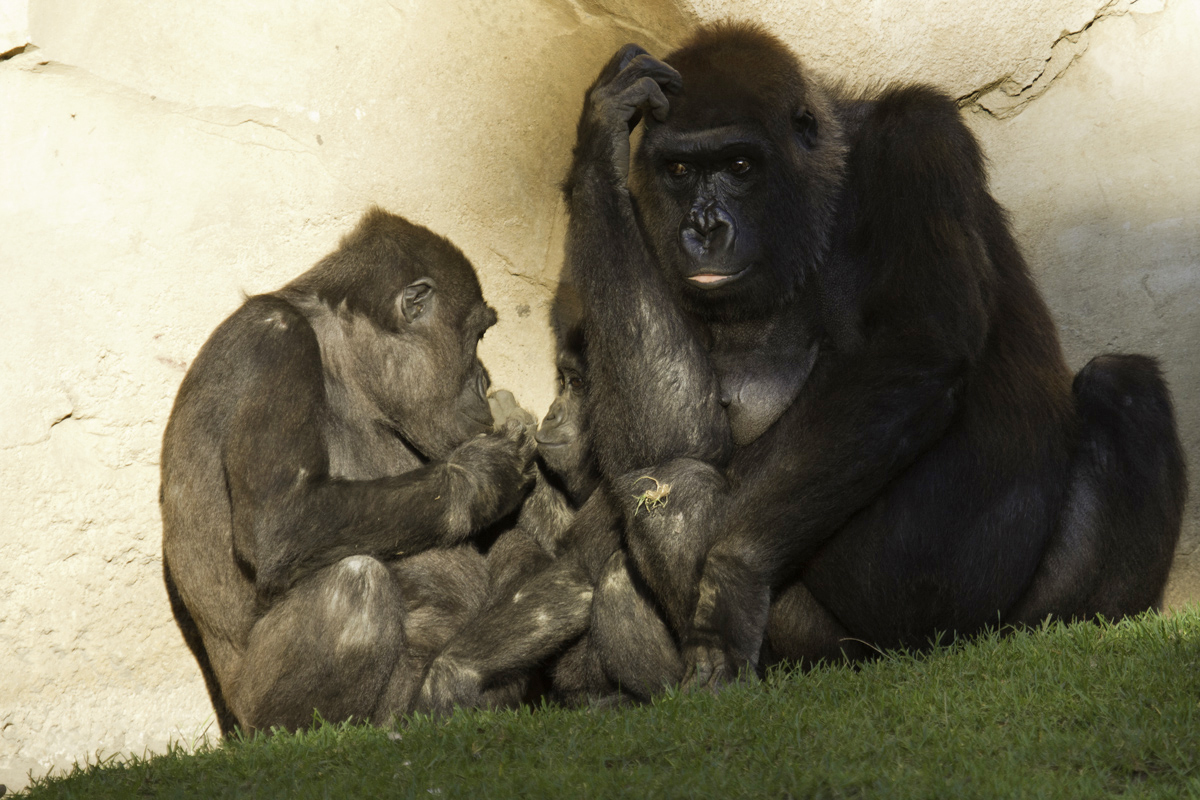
[1,0,1195,790]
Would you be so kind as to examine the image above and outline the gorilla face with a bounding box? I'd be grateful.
[292,209,500,461]
[636,123,772,297]
[351,282,498,461]
[629,32,846,320]
[535,347,599,506]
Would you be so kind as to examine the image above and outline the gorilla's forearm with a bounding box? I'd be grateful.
[565,130,731,476]
[236,453,529,604]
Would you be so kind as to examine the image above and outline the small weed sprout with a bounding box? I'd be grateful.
[633,476,672,515]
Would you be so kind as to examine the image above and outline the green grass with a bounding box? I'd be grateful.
[19,609,1200,799]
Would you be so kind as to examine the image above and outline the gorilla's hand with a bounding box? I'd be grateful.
[489,389,537,433]
[488,388,539,485]
[580,43,682,184]
[445,412,537,542]
[682,636,759,693]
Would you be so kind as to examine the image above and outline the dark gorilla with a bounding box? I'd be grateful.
[476,287,600,610]
[563,23,1186,686]
[415,23,1188,710]
[161,207,537,734]
[534,288,601,510]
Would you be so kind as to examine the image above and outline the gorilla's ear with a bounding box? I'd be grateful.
[399,277,436,323]
[793,109,818,149]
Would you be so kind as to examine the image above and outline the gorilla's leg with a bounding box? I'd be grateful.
[485,512,556,601]
[476,527,559,707]
[591,549,684,700]
[1007,354,1186,624]
[229,555,405,732]
[761,580,871,668]
[610,458,729,636]
[415,555,594,715]
[164,561,240,737]
[415,487,626,714]
[550,632,614,706]
[375,547,491,719]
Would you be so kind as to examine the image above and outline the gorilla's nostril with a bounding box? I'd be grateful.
[690,211,722,237]
[544,399,566,426]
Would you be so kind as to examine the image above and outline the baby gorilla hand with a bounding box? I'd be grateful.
[490,389,538,486]
[444,400,537,543]
[489,389,538,433]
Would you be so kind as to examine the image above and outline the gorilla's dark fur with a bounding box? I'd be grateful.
[162,208,538,733]
[573,24,1185,685]
[415,286,632,712]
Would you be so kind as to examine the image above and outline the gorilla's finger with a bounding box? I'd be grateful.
[625,53,682,93]
[598,43,651,85]
[489,389,522,428]
[488,393,508,424]
[490,390,537,433]
[616,43,651,73]
[627,77,671,123]
[610,54,682,95]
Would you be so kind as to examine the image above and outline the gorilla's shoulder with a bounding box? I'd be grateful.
[229,294,316,342]
[196,293,322,379]
[848,84,987,212]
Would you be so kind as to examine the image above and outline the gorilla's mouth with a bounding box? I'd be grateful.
[687,269,746,288]
[462,411,494,436]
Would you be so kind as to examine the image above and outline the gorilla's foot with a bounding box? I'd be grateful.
[414,655,485,718]
[681,639,759,693]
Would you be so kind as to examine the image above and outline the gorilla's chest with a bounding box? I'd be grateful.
[708,313,818,447]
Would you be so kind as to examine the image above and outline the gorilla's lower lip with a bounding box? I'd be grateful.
[535,438,568,448]
[686,269,746,288]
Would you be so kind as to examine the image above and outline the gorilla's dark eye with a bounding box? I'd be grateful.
[730,158,752,175]
[667,162,690,177]
[558,371,584,392]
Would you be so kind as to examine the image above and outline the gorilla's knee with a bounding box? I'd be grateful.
[592,551,683,699]
[326,556,403,653]
[1074,354,1174,425]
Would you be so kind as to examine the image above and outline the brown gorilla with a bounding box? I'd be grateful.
[162,208,537,733]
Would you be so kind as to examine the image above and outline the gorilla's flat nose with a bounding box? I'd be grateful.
[683,203,735,257]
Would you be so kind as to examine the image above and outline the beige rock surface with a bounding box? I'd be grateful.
[0,0,1195,791]
[686,0,1144,97]
[0,0,27,56]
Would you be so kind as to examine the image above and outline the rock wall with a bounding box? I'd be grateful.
[0,0,1194,790]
